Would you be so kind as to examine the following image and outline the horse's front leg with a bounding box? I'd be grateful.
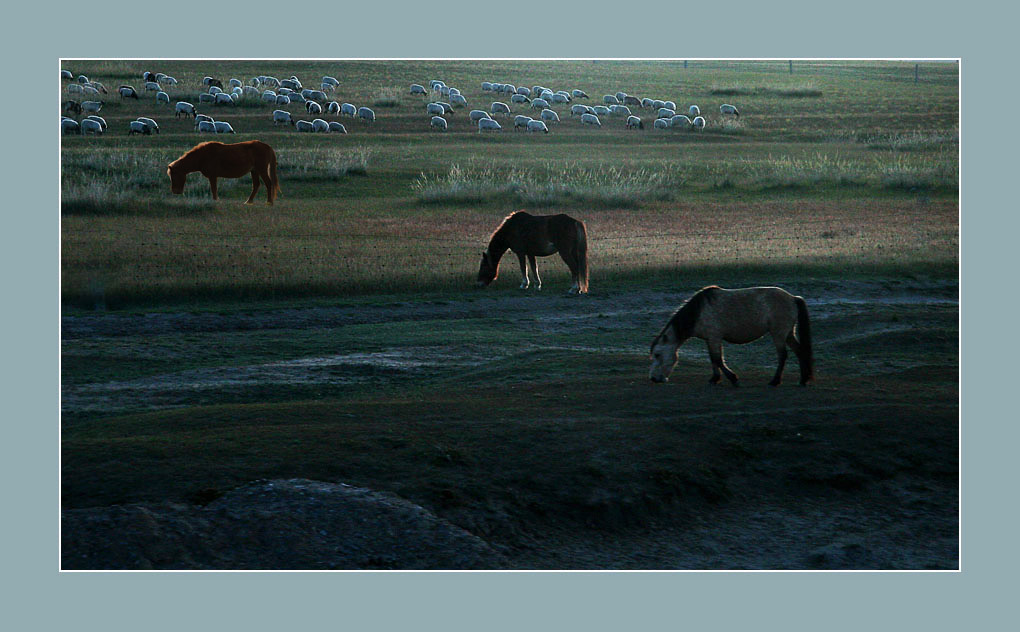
[517,252,529,289]
[207,176,218,201]
[245,169,260,204]
[528,255,541,290]
[707,339,738,386]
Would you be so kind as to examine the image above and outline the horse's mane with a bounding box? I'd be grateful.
[654,286,721,348]
[487,210,530,244]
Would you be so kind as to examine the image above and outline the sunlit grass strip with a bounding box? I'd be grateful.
[709,84,823,97]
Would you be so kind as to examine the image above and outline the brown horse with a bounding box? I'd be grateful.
[167,140,281,205]
[477,211,589,294]
[649,286,814,386]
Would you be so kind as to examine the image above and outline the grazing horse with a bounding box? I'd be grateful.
[167,140,281,205]
[476,211,589,294]
[649,286,814,386]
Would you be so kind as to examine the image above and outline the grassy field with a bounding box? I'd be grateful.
[61,60,959,569]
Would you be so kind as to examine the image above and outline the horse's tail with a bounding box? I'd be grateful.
[795,296,814,384]
[269,148,281,201]
[575,220,589,293]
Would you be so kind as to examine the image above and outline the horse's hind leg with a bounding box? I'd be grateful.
[707,339,738,386]
[528,255,541,290]
[207,176,218,201]
[517,252,529,289]
[245,169,261,204]
[769,331,789,386]
[557,250,579,294]
[786,332,810,385]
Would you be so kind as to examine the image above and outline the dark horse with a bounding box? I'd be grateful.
[477,211,589,294]
[649,286,814,386]
[167,140,281,205]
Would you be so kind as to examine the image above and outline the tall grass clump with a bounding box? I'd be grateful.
[281,146,373,180]
[866,130,958,151]
[878,151,958,190]
[413,163,685,208]
[709,84,823,97]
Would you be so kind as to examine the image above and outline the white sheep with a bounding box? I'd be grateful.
[144,81,161,92]
[664,101,677,111]
[555,91,572,101]
[657,107,676,119]
[527,120,549,134]
[481,82,494,91]
[550,93,569,104]
[61,69,73,80]
[307,101,323,115]
[478,118,502,133]
[427,102,445,116]
[611,104,632,117]
[653,118,670,130]
[437,102,453,114]
[540,109,559,123]
[214,121,235,134]
[164,76,179,86]
[278,87,293,96]
[208,85,223,95]
[288,93,306,104]
[175,101,197,118]
[670,114,693,128]
[341,103,357,117]
[593,105,610,116]
[603,95,620,105]
[581,113,602,127]
[312,118,330,132]
[296,120,315,133]
[85,115,108,131]
[516,86,531,97]
[430,115,448,131]
[229,78,243,89]
[490,102,511,117]
[641,98,654,109]
[81,100,103,113]
[327,101,340,115]
[83,86,100,96]
[530,98,550,110]
[215,93,234,105]
[273,110,295,125]
[688,105,701,117]
[118,85,139,99]
[281,78,302,91]
[67,84,83,95]
[321,83,335,93]
[451,94,468,107]
[539,90,554,101]
[243,86,260,98]
[136,117,158,133]
[275,95,291,106]
[503,83,517,95]
[626,115,643,129]
[262,91,277,103]
[328,121,347,133]
[128,120,152,135]
[357,106,376,122]
[692,116,706,130]
[322,76,340,87]
[156,91,170,104]
[77,75,89,84]
[198,93,215,104]
[652,99,665,109]
[61,118,79,135]
[615,91,627,103]
[510,94,530,105]
[410,83,427,95]
[570,104,588,117]
[571,89,589,99]
[720,104,740,117]
[513,115,533,130]
[307,90,328,102]
[80,118,104,135]
[469,109,491,122]
[193,114,214,127]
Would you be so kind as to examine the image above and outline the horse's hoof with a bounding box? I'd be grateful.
[768,380,781,387]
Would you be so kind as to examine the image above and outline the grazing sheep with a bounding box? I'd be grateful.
[626,115,644,129]
[67,84,83,95]
[262,90,277,103]
[322,76,340,87]
[118,85,138,99]
[357,106,376,122]
[593,105,611,116]
[62,100,82,115]
[77,75,89,84]
[175,101,197,118]
[514,115,533,130]
[144,81,161,92]
[430,115,448,131]
[653,118,670,130]
[80,119,104,135]
[570,104,588,117]
[295,120,315,133]
[327,101,341,115]
[451,94,468,107]
[288,92,306,104]
[481,82,494,91]
[307,90,328,102]
[437,102,453,114]
[430,79,445,90]
[692,116,706,130]
[527,119,549,134]
[688,105,701,117]
[229,78,243,89]
[603,95,620,105]
[208,85,223,95]
[503,83,517,95]
[571,89,589,99]
[135,117,158,133]
[427,102,445,116]
[328,121,347,133]
[275,95,291,106]
[410,83,427,95]
[550,93,569,104]
[670,114,693,128]
[198,93,215,104]
[664,100,677,111]
[580,113,602,127]
[81,100,104,113]
[490,101,511,117]
[128,120,151,135]
[341,103,357,117]
[196,120,216,133]
[530,98,550,110]
[280,78,301,91]
[307,101,323,115]
[156,91,170,104]
[657,107,676,119]
[278,87,293,96]
[440,86,451,97]
[651,99,665,109]
[510,93,530,105]
[469,109,491,122]
[273,109,295,125]
[321,83,335,93]
[540,109,559,123]
[243,86,260,98]
[478,118,502,133]
[720,103,740,117]
[611,104,632,117]
[61,118,79,135]
[516,86,531,97]
[61,69,73,80]
[215,93,235,105]
[312,118,330,132]
[623,95,642,107]
[532,86,547,97]
[83,86,100,96]
[212,121,235,134]
[641,98,654,109]
[193,114,214,127]
[164,76,179,86]
[615,92,627,103]
[84,115,108,131]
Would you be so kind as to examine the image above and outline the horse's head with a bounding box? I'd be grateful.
[649,329,680,383]
[476,250,498,287]
[167,163,186,195]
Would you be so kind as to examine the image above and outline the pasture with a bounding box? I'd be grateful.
[61,60,959,569]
